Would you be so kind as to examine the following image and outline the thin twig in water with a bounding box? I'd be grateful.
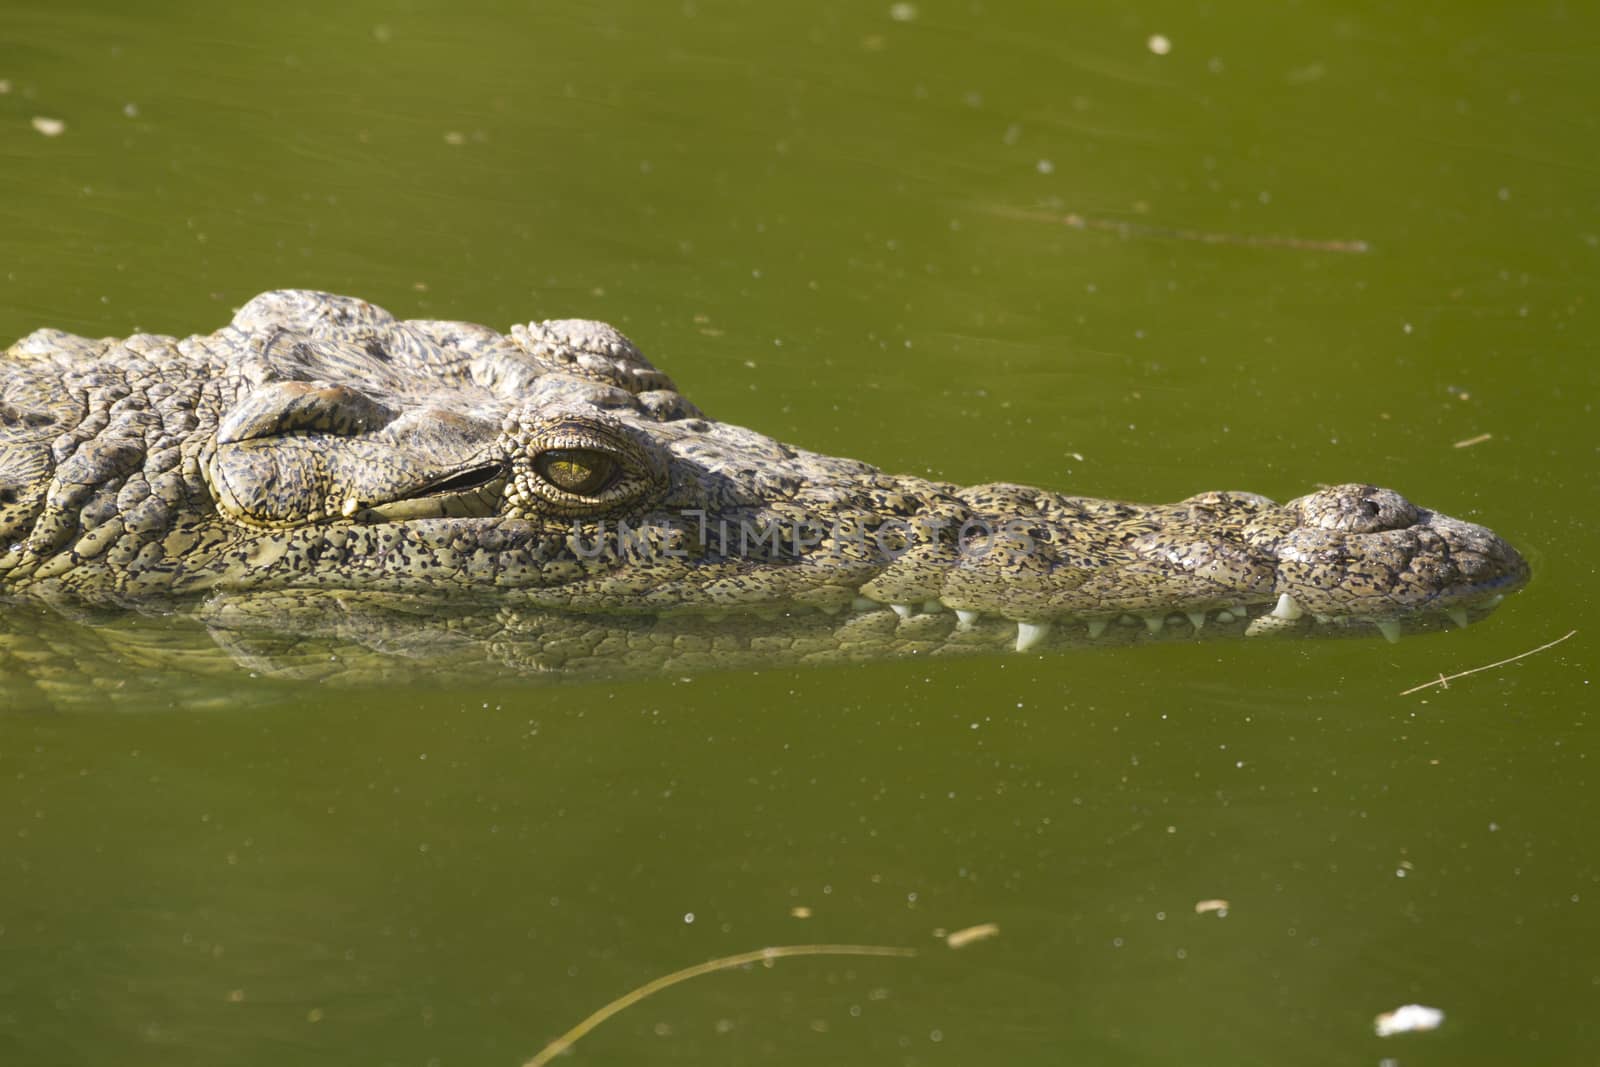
[521,944,918,1067]
[984,205,1371,254]
[1453,432,1494,449]
[1400,630,1577,695]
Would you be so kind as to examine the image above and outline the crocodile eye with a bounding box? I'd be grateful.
[505,415,668,519]
[534,449,619,496]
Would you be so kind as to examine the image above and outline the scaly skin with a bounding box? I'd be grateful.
[0,291,1529,680]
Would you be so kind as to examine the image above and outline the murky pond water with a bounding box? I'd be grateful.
[2,3,1595,1064]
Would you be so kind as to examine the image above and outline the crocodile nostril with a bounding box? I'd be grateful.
[1295,484,1419,533]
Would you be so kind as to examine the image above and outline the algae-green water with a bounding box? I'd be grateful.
[1,4,1594,1064]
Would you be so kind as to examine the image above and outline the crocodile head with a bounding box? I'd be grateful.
[1,291,1529,670]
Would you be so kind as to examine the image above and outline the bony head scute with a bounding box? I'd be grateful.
[505,414,668,519]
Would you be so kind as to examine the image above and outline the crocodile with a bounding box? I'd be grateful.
[0,290,1529,685]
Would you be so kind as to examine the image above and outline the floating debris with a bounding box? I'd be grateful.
[944,922,1000,949]
[1193,898,1230,916]
[985,204,1370,254]
[1375,1003,1444,1036]
[1453,432,1493,449]
[521,943,918,1067]
[1401,629,1577,696]
[31,116,65,137]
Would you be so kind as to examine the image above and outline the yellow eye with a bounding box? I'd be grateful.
[534,448,619,496]
[505,414,668,519]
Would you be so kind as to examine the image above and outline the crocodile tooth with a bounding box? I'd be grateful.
[1186,611,1206,631]
[954,609,980,630]
[817,603,844,616]
[1375,620,1402,644]
[891,603,915,620]
[1270,593,1304,620]
[1446,608,1470,628]
[1215,609,1235,623]
[1142,614,1165,634]
[922,599,944,614]
[1086,618,1109,639]
[852,596,877,612]
[1016,621,1051,652]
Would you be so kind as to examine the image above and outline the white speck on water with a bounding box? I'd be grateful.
[683,912,695,924]
[1147,34,1172,55]
[889,3,918,22]
[1036,159,1055,174]
[1375,1003,1444,1036]
[31,116,65,137]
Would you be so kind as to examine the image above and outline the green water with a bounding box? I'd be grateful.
[1,3,1595,1064]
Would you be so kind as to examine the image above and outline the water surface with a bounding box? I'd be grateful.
[1,3,1594,1064]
